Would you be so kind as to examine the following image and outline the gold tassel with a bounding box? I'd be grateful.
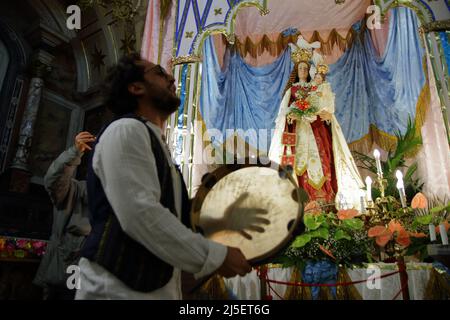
[194,275,230,300]
[336,267,363,300]
[424,268,450,300]
[232,29,357,59]
[283,267,312,300]
[160,0,172,20]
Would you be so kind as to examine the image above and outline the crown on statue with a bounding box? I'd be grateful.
[316,64,329,75]
[291,47,313,64]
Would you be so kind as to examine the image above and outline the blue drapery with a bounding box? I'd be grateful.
[439,32,450,74]
[199,7,425,147]
[200,37,293,151]
[328,7,425,142]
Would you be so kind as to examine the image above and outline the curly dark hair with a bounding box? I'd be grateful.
[102,53,145,116]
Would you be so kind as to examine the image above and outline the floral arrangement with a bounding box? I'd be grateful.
[274,192,449,271]
[287,84,319,122]
[275,203,374,271]
[362,192,449,259]
[0,236,47,260]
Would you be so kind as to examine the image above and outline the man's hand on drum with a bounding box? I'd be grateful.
[216,247,252,278]
[224,192,270,240]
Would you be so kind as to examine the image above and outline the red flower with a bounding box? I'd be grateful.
[311,86,318,91]
[295,100,310,111]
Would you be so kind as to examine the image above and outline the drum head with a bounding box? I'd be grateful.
[191,164,303,264]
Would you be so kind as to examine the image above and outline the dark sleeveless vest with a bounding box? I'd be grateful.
[81,114,191,292]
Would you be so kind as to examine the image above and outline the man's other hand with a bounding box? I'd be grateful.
[216,247,252,278]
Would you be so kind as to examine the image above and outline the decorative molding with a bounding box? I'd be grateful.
[174,0,268,57]
[41,89,82,154]
[25,22,70,49]
[421,19,450,33]
[78,0,143,21]
[172,54,202,66]
[90,44,107,73]
[374,0,449,25]
[10,77,44,171]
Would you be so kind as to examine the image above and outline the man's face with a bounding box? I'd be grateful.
[135,60,181,115]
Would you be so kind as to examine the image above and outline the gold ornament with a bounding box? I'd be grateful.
[317,64,329,75]
[291,47,313,64]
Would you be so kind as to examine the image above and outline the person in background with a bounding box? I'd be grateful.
[33,131,95,299]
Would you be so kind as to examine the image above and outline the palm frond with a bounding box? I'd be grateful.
[355,116,424,199]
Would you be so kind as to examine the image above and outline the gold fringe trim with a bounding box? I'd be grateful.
[284,267,363,300]
[336,267,363,300]
[423,268,450,300]
[227,28,357,59]
[307,174,327,191]
[349,58,430,157]
[294,164,307,177]
[160,0,172,20]
[294,161,327,191]
[283,267,312,300]
[192,275,230,300]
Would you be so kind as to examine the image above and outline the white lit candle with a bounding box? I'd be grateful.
[396,170,407,208]
[429,224,437,242]
[373,149,383,178]
[365,176,373,202]
[439,223,449,245]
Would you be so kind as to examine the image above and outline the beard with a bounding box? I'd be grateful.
[146,84,181,116]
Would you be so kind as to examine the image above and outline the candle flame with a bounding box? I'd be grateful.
[373,149,380,159]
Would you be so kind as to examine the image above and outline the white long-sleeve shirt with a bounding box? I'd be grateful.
[75,118,227,299]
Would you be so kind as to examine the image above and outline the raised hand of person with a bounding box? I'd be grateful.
[75,131,96,153]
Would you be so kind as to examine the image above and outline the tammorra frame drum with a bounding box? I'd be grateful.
[191,160,306,265]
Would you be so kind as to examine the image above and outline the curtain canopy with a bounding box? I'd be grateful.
[200,7,426,149]
[328,7,426,142]
[200,37,292,152]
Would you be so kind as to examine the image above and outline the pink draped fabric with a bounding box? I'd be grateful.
[140,0,176,70]
[370,11,391,57]
[416,39,450,199]
[235,0,371,37]
[141,1,371,67]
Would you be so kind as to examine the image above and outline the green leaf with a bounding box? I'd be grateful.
[291,234,312,248]
[334,229,351,241]
[310,228,329,240]
[304,214,323,230]
[430,203,450,214]
[415,214,432,225]
[342,218,364,230]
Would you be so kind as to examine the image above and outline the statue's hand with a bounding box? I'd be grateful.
[223,193,270,240]
[287,113,297,124]
[318,110,332,121]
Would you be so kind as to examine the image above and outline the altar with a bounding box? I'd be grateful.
[220,263,450,300]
